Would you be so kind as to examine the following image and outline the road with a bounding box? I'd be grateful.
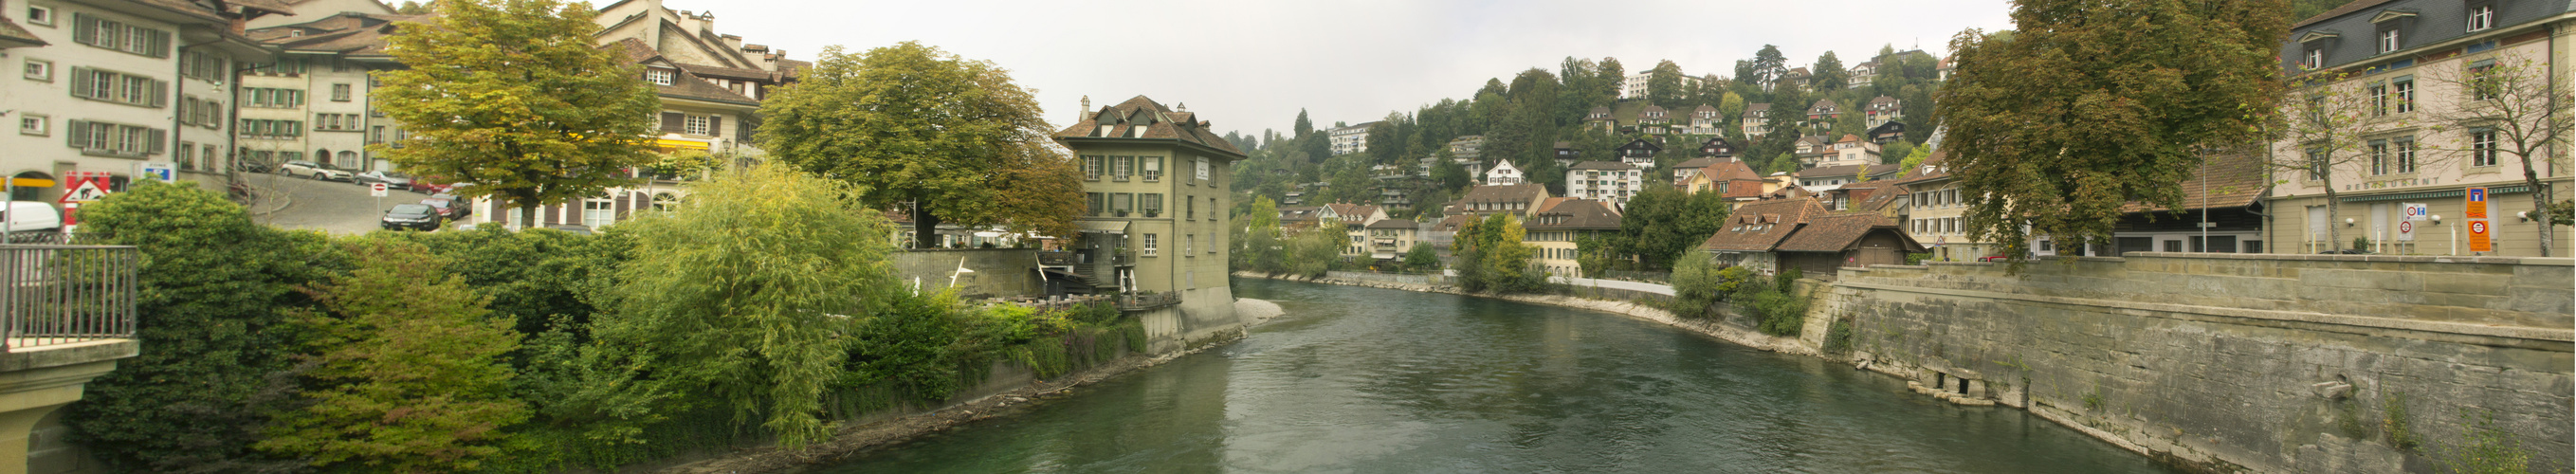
[247,172,441,234]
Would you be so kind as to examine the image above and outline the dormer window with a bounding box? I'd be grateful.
[2378,28,2401,53]
[1095,125,1113,137]
[2303,48,2324,69]
[2466,3,2494,31]
[645,68,673,85]
[1129,125,1148,137]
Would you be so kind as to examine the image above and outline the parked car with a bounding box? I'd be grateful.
[1978,255,2012,263]
[419,196,470,220]
[411,177,454,194]
[1,201,62,243]
[280,161,355,182]
[380,204,441,231]
[356,171,415,191]
[237,160,271,173]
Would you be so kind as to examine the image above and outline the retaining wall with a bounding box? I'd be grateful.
[889,248,1043,299]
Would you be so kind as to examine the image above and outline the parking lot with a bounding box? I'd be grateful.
[247,173,447,234]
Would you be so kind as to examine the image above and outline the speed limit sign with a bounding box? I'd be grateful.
[369,182,389,197]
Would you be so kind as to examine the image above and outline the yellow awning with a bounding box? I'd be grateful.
[653,138,710,150]
[9,178,55,189]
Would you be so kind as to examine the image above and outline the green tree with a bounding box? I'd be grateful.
[65,182,334,472]
[586,163,897,448]
[1430,148,1473,191]
[1367,112,1409,164]
[1402,242,1441,273]
[2420,59,2571,256]
[258,240,529,472]
[1939,0,2287,264]
[1719,91,1747,124]
[1751,45,1789,92]
[1812,51,1848,92]
[1647,60,1687,108]
[1897,144,1931,177]
[758,42,1083,246]
[1617,186,1732,269]
[1880,141,1915,165]
[1666,251,1724,319]
[375,0,661,228]
[1286,222,1345,278]
[1235,196,1286,273]
[1594,58,1626,107]
[1294,109,1314,138]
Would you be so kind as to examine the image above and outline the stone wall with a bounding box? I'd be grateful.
[1324,270,1444,286]
[888,248,1043,299]
[1828,253,2573,473]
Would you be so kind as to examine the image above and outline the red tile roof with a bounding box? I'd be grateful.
[1777,213,1896,252]
[1700,198,1829,252]
[1052,96,1245,156]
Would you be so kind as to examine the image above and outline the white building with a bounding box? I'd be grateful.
[1565,160,1642,206]
[1328,121,1375,155]
[1483,158,1524,186]
[0,0,287,203]
[243,7,411,173]
[1620,71,1701,100]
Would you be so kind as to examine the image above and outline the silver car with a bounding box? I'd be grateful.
[279,160,355,181]
[356,171,415,191]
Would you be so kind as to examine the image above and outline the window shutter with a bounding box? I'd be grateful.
[68,67,91,98]
[149,29,171,58]
[661,112,683,133]
[707,116,722,137]
[65,120,87,148]
[152,80,169,107]
[149,129,167,155]
[71,13,93,46]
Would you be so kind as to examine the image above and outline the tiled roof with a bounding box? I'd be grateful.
[1569,161,1635,171]
[1455,183,1546,206]
[253,13,418,58]
[1700,198,1828,252]
[1529,199,1623,230]
[1535,196,1577,213]
[1671,157,1724,170]
[1694,104,1719,113]
[1800,163,1903,180]
[1279,207,1321,222]
[1870,96,1900,107]
[605,38,760,106]
[1366,219,1417,229]
[1836,134,1866,144]
[1743,102,1771,116]
[1777,213,1913,253]
[2294,0,2399,28]
[1053,96,1245,156]
[2118,151,2271,212]
[1325,203,1380,220]
[1433,213,1476,231]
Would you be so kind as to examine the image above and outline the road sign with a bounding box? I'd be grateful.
[2402,203,2429,221]
[369,182,389,197]
[136,162,174,183]
[2465,188,2489,219]
[2397,220,2416,241]
[59,173,110,203]
[2469,220,2493,252]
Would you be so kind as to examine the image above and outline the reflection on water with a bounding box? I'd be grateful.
[813,279,2178,473]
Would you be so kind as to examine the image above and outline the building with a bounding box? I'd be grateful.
[1696,136,1739,158]
[1792,135,1834,167]
[1670,156,1722,185]
[1863,96,1903,128]
[1621,70,1700,100]
[1613,138,1661,169]
[1778,67,1811,89]
[1552,141,1580,165]
[1365,218,1416,261]
[1055,95,1242,319]
[1685,104,1726,135]
[1635,104,1671,135]
[2267,0,2573,256]
[1482,158,1525,186]
[1452,182,1549,217]
[1741,102,1773,137]
[1867,121,1907,144]
[1584,105,1617,133]
[1773,212,1924,280]
[1566,161,1642,206]
[1850,61,1879,86]
[2061,151,2273,256]
[1682,158,1772,209]
[1699,197,1830,274]
[1328,121,1376,155]
[3,0,288,204]
[1320,202,1386,259]
[1884,151,1992,261]
[242,8,410,173]
[1825,134,1880,168]
[1804,99,1841,131]
[1796,163,1899,189]
[1277,206,1322,230]
[1526,198,1621,277]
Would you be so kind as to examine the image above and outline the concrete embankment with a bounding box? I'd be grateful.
[1241,253,2576,474]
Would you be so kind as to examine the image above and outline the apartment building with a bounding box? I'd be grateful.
[1863,96,1903,128]
[1526,198,1619,277]
[1059,95,1242,301]
[1885,152,1993,261]
[242,8,409,173]
[2,0,286,203]
[1565,161,1641,206]
[1328,121,1375,155]
[1740,102,1771,137]
[1686,104,1726,135]
[1620,70,1699,100]
[2269,0,2575,256]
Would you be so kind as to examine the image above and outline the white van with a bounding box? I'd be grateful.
[2,202,62,241]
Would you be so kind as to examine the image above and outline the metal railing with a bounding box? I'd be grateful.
[0,245,138,352]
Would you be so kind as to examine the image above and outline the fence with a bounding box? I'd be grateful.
[1599,270,1672,284]
[0,245,138,352]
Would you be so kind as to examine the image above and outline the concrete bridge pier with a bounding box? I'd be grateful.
[0,341,135,474]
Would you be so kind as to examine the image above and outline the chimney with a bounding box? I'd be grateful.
[1079,96,1090,122]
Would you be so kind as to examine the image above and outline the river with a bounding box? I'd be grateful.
[812,278,2178,473]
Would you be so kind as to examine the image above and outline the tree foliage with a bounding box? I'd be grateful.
[259,240,529,472]
[758,42,1081,245]
[1615,186,1732,269]
[1811,51,1848,92]
[1939,0,2287,264]
[375,0,661,227]
[2419,58,2571,256]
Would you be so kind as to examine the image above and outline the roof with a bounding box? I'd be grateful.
[1324,203,1381,219]
[606,38,761,106]
[1743,102,1772,115]
[1672,157,1725,170]
[1694,104,1720,113]
[251,12,418,58]
[1278,206,1322,222]
[1777,213,1919,253]
[1455,183,1547,205]
[1615,138,1663,152]
[1800,163,1901,180]
[2118,151,2271,212]
[1053,96,1246,157]
[1869,96,1901,107]
[1529,199,1623,230]
[1700,198,1829,252]
[1569,161,1635,171]
[2293,0,2400,28]
[1433,213,1476,231]
[1366,219,1417,229]
[1810,99,1839,112]
[1836,134,1866,144]
[0,17,44,48]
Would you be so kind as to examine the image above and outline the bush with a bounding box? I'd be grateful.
[1666,252,1725,319]
[1823,318,1855,354]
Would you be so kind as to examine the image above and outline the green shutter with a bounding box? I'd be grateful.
[151,80,168,108]
[148,29,171,58]
[70,13,93,46]
[67,67,90,98]
[64,120,86,149]
[148,128,166,155]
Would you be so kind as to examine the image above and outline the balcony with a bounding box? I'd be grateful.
[0,245,137,351]
[1115,290,1181,311]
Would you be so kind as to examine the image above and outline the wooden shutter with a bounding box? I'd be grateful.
[149,128,167,155]
[706,116,722,137]
[71,13,94,46]
[67,67,91,98]
[65,120,87,149]
[151,80,169,108]
[661,112,683,133]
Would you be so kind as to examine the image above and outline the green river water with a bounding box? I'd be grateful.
[811,278,2179,473]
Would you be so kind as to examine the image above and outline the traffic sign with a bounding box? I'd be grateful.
[2402,203,2429,221]
[59,173,110,203]
[2469,220,2493,252]
[369,182,389,197]
[2465,188,2489,219]
[2397,221,2415,241]
[136,162,174,183]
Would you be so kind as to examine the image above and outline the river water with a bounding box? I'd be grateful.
[813,279,2177,473]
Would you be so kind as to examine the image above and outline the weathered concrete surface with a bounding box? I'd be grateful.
[1832,253,2574,474]
[888,249,1044,299]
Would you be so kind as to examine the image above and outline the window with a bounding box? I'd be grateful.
[2379,27,2402,53]
[372,125,387,143]
[2395,138,2418,173]
[64,120,164,157]
[27,6,51,27]
[583,200,615,228]
[2367,82,2388,116]
[2393,79,2415,113]
[247,59,306,76]
[2471,130,2499,167]
[1082,155,1103,179]
[242,87,303,108]
[23,59,49,82]
[2466,4,2494,31]
[2306,148,2328,180]
[1141,233,1157,256]
[332,83,352,101]
[684,115,710,136]
[1112,155,1133,180]
[2468,62,2498,101]
[19,114,46,137]
[176,142,196,171]
[1184,197,1194,219]
[1087,192,1104,215]
[71,13,171,58]
[1185,234,1195,257]
[644,68,673,85]
[1141,193,1162,215]
[2303,48,2323,69]
[178,50,225,81]
[1112,192,1132,213]
[68,67,166,107]
[1142,156,1162,180]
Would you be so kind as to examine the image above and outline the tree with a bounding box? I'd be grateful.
[1595,57,1626,105]
[258,240,529,472]
[758,42,1082,246]
[1719,91,1747,124]
[1617,186,1732,269]
[1285,222,1344,278]
[1939,0,2288,264]
[1402,242,1441,273]
[1234,196,1286,273]
[2273,69,2421,252]
[1881,141,1916,165]
[1367,112,1409,165]
[1751,45,1789,91]
[1897,144,1931,177]
[65,182,335,472]
[393,0,429,14]
[1812,51,1849,92]
[1647,60,1687,108]
[375,0,661,228]
[1430,148,1473,191]
[1294,109,1314,138]
[588,163,898,448]
[2421,58,2571,256]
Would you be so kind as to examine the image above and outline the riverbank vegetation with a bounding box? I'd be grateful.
[1665,252,1808,336]
[63,168,1143,472]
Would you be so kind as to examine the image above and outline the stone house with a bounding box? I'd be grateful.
[1057,95,1242,305]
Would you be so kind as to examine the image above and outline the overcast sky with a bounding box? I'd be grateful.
[669,0,2017,138]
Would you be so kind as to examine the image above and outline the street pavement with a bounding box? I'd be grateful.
[248,172,442,234]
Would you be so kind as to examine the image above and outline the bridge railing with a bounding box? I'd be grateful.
[0,245,138,352]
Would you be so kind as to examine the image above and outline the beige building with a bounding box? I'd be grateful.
[1,0,285,203]
[1057,95,1241,301]
[1885,153,1994,261]
[1365,218,1416,260]
[1319,202,1385,259]
[1526,198,1620,277]
[2268,0,2574,256]
[243,7,410,173]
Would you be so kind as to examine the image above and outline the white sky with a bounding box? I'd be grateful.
[670,0,2017,138]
